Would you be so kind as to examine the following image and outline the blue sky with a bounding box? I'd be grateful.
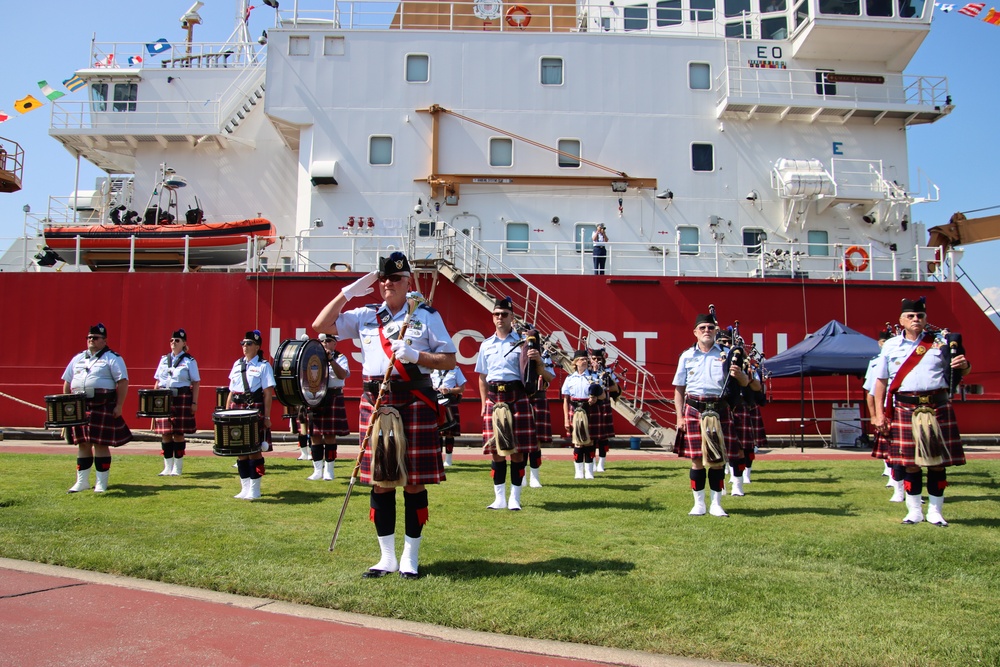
[1,0,997,307]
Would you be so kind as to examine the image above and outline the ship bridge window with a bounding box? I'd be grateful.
[369,136,393,165]
[691,143,714,172]
[793,0,810,28]
[677,226,700,255]
[690,0,716,21]
[490,138,513,167]
[541,57,563,85]
[725,20,752,37]
[725,0,751,16]
[818,0,860,15]
[865,0,892,15]
[506,222,529,252]
[807,230,829,256]
[406,54,429,82]
[91,82,138,113]
[624,4,650,31]
[898,0,925,17]
[761,15,788,39]
[656,0,683,25]
[743,228,766,256]
[558,139,581,168]
[762,0,787,11]
[689,62,712,90]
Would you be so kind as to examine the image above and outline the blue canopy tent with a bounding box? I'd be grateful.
[763,320,881,449]
[764,320,880,378]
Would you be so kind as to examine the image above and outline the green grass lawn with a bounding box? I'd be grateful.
[1,451,999,667]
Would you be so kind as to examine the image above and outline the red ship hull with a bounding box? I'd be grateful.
[3,272,996,438]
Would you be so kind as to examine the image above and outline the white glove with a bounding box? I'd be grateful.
[390,338,420,364]
[340,270,379,301]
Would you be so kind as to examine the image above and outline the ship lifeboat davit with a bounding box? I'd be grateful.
[41,218,275,271]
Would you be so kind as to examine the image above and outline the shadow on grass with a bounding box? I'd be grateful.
[752,489,848,498]
[939,494,1000,504]
[427,556,635,579]
[758,467,822,475]
[185,471,235,481]
[762,477,841,485]
[264,489,339,504]
[949,517,1000,528]
[539,499,664,512]
[735,506,858,517]
[107,484,187,497]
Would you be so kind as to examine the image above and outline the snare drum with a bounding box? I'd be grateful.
[215,386,230,412]
[44,393,88,428]
[137,388,173,418]
[273,338,328,409]
[213,409,261,456]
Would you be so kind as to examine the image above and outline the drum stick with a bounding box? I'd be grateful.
[330,295,421,552]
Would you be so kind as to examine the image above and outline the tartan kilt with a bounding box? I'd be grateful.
[591,398,615,440]
[888,400,965,468]
[870,430,891,460]
[748,405,767,449]
[358,388,445,485]
[677,402,741,462]
[67,389,132,447]
[309,389,350,437]
[482,388,538,455]
[530,394,553,443]
[153,388,196,436]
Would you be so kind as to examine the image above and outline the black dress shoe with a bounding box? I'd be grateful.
[362,568,394,579]
[399,571,421,580]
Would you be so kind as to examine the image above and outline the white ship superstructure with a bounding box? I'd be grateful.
[43,0,953,278]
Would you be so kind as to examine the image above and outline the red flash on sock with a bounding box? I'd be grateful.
[417,508,429,526]
[369,508,377,523]
[690,479,698,490]
[903,480,913,493]
[255,463,266,477]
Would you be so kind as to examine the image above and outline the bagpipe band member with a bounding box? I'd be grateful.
[727,349,761,497]
[226,329,276,501]
[873,297,970,527]
[306,333,351,481]
[527,347,556,488]
[672,314,748,518]
[475,296,541,511]
[586,347,619,474]
[431,365,467,468]
[864,327,902,500]
[152,328,200,477]
[313,251,457,579]
[62,322,132,494]
[561,350,603,480]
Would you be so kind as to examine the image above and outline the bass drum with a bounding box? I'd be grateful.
[273,338,328,408]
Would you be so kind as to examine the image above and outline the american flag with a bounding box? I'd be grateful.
[957,2,985,15]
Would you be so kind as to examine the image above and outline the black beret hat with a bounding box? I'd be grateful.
[877,328,893,341]
[89,323,107,337]
[694,314,717,327]
[243,330,262,345]
[493,296,514,312]
[572,349,589,360]
[172,329,187,341]
[378,251,411,278]
[900,297,926,314]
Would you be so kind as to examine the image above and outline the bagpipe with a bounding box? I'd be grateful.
[507,319,561,398]
[710,304,749,402]
[592,352,622,400]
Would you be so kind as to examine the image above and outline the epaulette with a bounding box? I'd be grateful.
[418,302,437,314]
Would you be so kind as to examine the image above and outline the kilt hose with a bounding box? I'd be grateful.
[67,389,132,447]
[482,387,538,456]
[678,402,741,462]
[153,387,196,436]
[888,400,965,468]
[358,387,445,485]
[309,389,350,438]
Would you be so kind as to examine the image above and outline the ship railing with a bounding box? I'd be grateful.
[90,41,264,70]
[275,1,725,36]
[718,66,948,109]
[49,99,221,133]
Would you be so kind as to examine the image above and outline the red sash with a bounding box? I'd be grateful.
[377,319,438,414]
[885,332,937,411]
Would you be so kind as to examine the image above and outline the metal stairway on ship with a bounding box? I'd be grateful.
[408,226,677,449]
